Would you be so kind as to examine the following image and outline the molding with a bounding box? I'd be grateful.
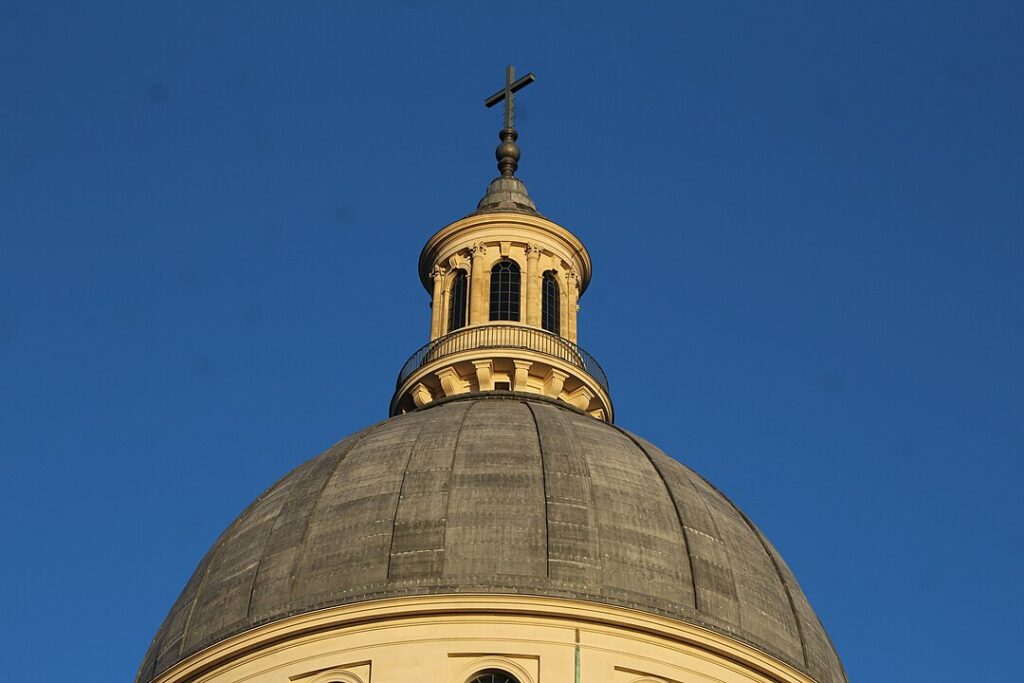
[512,360,533,392]
[451,655,537,683]
[392,345,613,421]
[471,359,495,391]
[449,254,471,272]
[419,213,592,296]
[410,383,432,409]
[297,662,371,683]
[565,385,595,410]
[435,367,467,397]
[543,367,570,397]
[147,594,817,683]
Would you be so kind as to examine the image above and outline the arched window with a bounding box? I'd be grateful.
[447,269,468,332]
[489,260,521,321]
[542,271,560,335]
[469,671,519,683]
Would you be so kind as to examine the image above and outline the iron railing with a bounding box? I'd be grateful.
[396,324,610,395]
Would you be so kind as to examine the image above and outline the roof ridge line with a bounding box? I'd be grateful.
[438,400,478,576]
[176,480,269,661]
[286,425,380,600]
[611,425,700,613]
[385,410,446,580]
[523,401,551,579]
[696,472,812,672]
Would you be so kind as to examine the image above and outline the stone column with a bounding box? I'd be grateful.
[567,270,579,342]
[525,244,541,327]
[429,265,446,339]
[469,243,488,325]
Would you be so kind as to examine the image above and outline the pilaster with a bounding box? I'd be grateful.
[430,265,446,339]
[469,243,488,325]
[398,212,610,421]
[525,243,541,327]
[567,270,580,343]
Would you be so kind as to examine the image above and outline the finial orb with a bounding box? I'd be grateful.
[496,128,521,177]
[496,132,520,162]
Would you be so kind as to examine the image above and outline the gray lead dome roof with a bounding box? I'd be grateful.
[138,397,845,683]
[475,176,539,215]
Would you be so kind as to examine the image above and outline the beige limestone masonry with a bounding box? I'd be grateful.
[149,595,817,683]
[394,211,611,420]
[417,213,592,343]
[391,344,611,421]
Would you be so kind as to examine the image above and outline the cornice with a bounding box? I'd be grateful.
[149,594,818,683]
[417,212,592,295]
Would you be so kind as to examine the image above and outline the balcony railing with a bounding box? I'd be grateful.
[396,324,610,395]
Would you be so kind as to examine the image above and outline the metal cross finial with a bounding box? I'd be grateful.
[485,65,536,130]
[484,66,536,177]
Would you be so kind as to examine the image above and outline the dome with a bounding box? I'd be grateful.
[475,176,539,215]
[138,396,845,683]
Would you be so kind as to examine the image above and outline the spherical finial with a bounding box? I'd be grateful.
[496,128,520,178]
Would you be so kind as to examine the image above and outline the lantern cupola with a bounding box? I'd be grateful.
[390,67,612,421]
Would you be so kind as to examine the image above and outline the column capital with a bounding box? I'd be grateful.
[430,265,447,280]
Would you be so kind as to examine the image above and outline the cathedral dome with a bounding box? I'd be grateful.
[138,395,845,683]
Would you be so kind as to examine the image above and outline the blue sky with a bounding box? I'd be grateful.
[1,2,1021,681]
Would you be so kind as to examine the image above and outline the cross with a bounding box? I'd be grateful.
[484,65,536,130]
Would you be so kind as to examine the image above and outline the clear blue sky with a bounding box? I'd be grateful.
[1,2,1021,681]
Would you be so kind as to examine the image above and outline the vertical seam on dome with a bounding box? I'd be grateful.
[286,427,379,600]
[546,402,599,589]
[612,426,700,613]
[176,500,254,659]
[176,568,210,660]
[242,470,322,622]
[439,400,478,575]
[174,465,307,662]
[675,463,740,616]
[244,556,264,620]
[385,412,438,580]
[808,595,849,683]
[524,401,550,578]
[698,472,812,671]
[563,409,601,590]
[241,495,295,621]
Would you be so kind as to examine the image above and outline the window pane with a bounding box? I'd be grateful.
[489,260,521,322]
[469,671,519,683]
[448,270,468,332]
[542,271,560,335]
